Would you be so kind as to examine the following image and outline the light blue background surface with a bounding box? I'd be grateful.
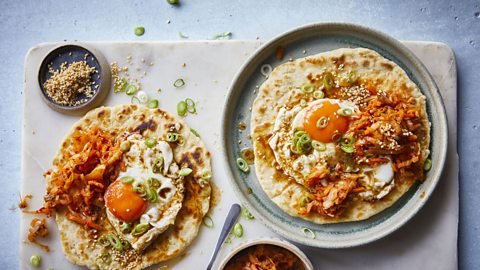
[1,1,478,269]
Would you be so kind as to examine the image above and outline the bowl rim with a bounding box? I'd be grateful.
[220,22,448,248]
[37,43,111,115]
[217,238,314,270]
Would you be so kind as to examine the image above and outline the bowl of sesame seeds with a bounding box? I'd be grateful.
[38,44,111,115]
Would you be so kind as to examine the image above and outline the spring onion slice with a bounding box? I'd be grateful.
[213,31,232,40]
[120,176,134,184]
[167,0,180,5]
[136,91,148,103]
[347,70,359,84]
[146,99,159,109]
[134,26,145,36]
[316,116,329,129]
[30,255,41,267]
[179,32,189,38]
[337,108,353,117]
[424,158,432,171]
[201,169,212,179]
[313,90,324,99]
[323,72,334,91]
[260,64,272,77]
[120,140,131,152]
[312,140,326,152]
[302,227,316,239]
[114,78,127,93]
[299,195,311,207]
[203,215,214,228]
[173,78,185,88]
[340,136,355,153]
[166,132,179,142]
[131,96,141,104]
[185,98,195,107]
[241,207,254,220]
[148,177,161,188]
[301,83,315,93]
[191,128,201,138]
[233,223,243,237]
[145,137,157,148]
[177,100,187,116]
[125,84,138,96]
[179,167,193,176]
[236,157,250,173]
[107,233,124,251]
[132,223,150,236]
[300,99,307,107]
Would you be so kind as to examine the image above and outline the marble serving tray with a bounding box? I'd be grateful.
[20,41,457,270]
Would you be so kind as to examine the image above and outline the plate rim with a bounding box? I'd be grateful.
[221,22,448,248]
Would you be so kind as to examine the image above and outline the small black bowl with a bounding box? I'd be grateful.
[38,44,111,115]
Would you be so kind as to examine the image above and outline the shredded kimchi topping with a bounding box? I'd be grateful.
[298,88,426,218]
[28,218,50,252]
[36,126,124,230]
[224,244,305,270]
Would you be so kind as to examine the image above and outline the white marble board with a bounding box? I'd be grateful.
[20,41,457,270]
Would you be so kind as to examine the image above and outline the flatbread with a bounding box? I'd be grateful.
[49,104,211,269]
[251,48,430,224]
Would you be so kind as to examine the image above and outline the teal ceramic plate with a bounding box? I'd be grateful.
[221,23,448,248]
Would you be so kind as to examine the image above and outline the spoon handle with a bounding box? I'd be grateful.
[206,203,241,270]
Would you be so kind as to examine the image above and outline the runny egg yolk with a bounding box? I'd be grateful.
[303,101,349,143]
[105,180,147,223]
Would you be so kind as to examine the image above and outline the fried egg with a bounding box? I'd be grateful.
[105,134,184,251]
[269,98,395,199]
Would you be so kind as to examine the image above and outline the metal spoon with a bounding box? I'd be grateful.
[206,203,241,270]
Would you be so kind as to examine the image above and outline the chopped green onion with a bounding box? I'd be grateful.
[120,176,134,184]
[106,233,124,251]
[166,132,179,142]
[120,140,131,152]
[300,99,307,107]
[167,0,180,5]
[233,223,243,237]
[114,78,127,93]
[173,78,185,87]
[100,252,111,264]
[203,215,214,228]
[145,137,157,148]
[120,223,132,234]
[146,188,158,203]
[131,96,141,104]
[152,157,164,174]
[191,128,201,138]
[198,178,209,187]
[30,255,41,267]
[302,227,316,239]
[316,116,329,129]
[301,83,315,93]
[323,72,334,91]
[201,170,212,179]
[299,195,311,207]
[148,177,161,188]
[340,135,355,153]
[136,91,148,103]
[179,32,188,39]
[241,207,254,220]
[177,100,187,116]
[236,158,250,173]
[312,140,326,152]
[424,158,432,171]
[313,90,324,99]
[131,223,150,236]
[179,167,193,176]
[337,108,353,117]
[347,71,359,84]
[213,31,232,40]
[147,99,159,109]
[132,182,147,197]
[240,148,255,164]
[185,98,196,113]
[134,26,145,36]
[125,84,138,95]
